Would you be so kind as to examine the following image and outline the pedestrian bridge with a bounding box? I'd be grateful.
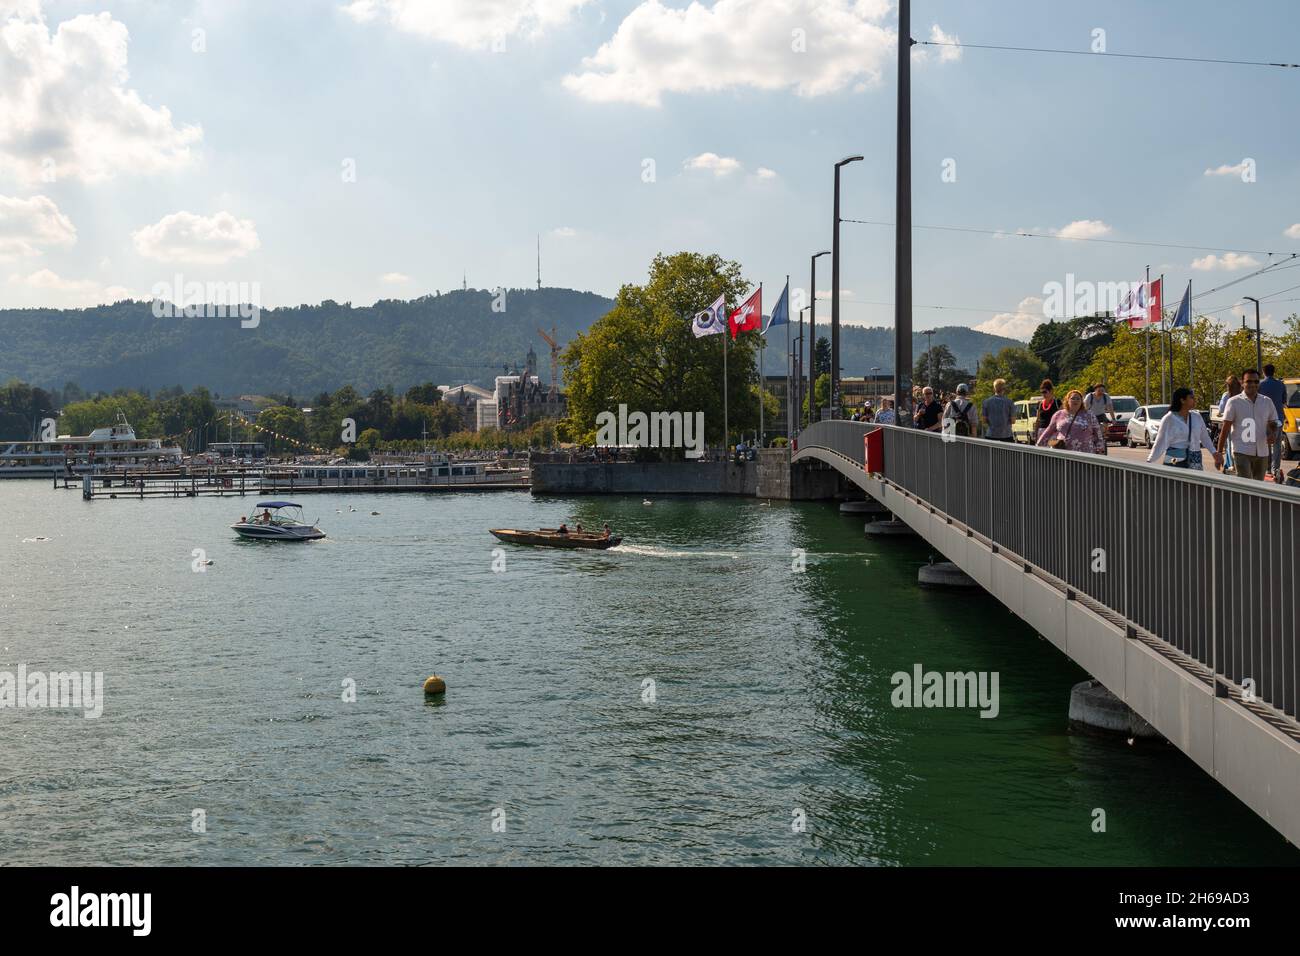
[794,419,1300,847]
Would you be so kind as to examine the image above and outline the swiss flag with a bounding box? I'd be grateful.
[1146,277,1162,327]
[729,287,761,339]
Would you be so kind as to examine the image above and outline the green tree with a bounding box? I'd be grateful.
[404,382,441,405]
[972,346,1048,405]
[257,405,308,453]
[914,344,970,394]
[560,251,754,451]
[813,337,831,379]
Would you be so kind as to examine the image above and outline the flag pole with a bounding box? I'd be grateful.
[785,275,791,442]
[1188,279,1195,394]
[1164,273,1175,403]
[1145,265,1151,407]
[724,319,729,454]
[759,282,764,447]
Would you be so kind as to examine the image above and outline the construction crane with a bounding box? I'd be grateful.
[537,326,560,398]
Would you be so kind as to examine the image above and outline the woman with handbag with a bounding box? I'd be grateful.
[1035,389,1105,454]
[1148,387,1222,471]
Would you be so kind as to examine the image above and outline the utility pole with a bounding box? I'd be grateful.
[894,0,915,426]
[833,156,863,419]
[1243,296,1263,373]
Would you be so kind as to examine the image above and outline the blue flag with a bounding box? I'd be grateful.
[763,281,789,333]
[1170,281,1191,328]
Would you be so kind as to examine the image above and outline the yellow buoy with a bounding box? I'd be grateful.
[422,675,446,695]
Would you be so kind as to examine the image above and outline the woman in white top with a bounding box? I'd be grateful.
[1148,387,1222,471]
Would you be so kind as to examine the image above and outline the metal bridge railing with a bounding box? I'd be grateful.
[796,419,1299,724]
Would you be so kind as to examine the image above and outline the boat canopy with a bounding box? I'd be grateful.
[255,501,301,509]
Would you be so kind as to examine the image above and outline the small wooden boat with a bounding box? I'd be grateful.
[489,528,622,549]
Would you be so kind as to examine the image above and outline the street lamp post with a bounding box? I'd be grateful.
[810,250,831,424]
[1243,296,1263,373]
[832,157,862,420]
[894,0,915,426]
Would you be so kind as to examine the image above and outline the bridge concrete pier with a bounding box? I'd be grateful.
[840,499,889,515]
[918,560,977,589]
[1068,679,1161,740]
[756,450,842,500]
[863,518,915,537]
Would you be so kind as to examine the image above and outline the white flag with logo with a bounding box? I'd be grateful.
[692,294,726,337]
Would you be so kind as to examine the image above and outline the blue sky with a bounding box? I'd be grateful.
[2,0,1297,339]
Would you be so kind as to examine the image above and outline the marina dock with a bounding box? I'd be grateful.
[58,468,530,499]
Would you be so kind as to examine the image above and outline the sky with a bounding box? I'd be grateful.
[1,0,1298,339]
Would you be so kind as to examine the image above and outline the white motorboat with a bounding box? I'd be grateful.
[231,501,325,541]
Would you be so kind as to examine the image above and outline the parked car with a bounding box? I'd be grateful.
[1103,418,1128,445]
[1012,399,1038,444]
[1124,404,1169,448]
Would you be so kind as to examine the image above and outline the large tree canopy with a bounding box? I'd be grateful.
[560,252,757,449]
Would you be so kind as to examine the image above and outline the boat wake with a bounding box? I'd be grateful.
[610,543,741,560]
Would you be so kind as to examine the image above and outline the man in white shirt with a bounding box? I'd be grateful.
[1217,368,1281,480]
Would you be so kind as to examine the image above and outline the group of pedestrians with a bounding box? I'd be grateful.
[855,368,1293,484]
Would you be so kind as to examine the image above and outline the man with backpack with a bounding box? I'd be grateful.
[943,383,978,438]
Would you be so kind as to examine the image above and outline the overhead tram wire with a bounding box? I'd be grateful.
[822,264,1300,334]
[915,40,1300,71]
[839,218,1297,258]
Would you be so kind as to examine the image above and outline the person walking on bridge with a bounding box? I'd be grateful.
[1033,380,1061,444]
[915,387,943,432]
[1148,387,1221,472]
[1260,364,1288,479]
[1217,368,1280,480]
[1036,389,1104,454]
[981,378,1015,442]
[875,396,897,425]
[1216,374,1242,475]
[942,383,978,437]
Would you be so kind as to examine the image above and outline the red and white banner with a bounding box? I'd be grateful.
[1121,277,1162,329]
[729,287,762,339]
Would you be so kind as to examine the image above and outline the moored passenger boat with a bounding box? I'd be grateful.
[0,413,183,478]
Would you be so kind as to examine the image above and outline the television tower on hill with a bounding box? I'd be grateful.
[536,234,541,290]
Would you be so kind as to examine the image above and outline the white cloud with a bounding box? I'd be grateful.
[916,23,961,63]
[754,166,778,180]
[131,211,260,265]
[1204,161,1248,177]
[1191,252,1260,271]
[8,268,133,306]
[1285,224,1300,240]
[564,0,953,108]
[0,5,202,183]
[342,0,591,50]
[551,226,577,237]
[975,296,1043,341]
[684,152,742,177]
[380,272,411,283]
[1054,220,1111,240]
[0,194,76,258]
